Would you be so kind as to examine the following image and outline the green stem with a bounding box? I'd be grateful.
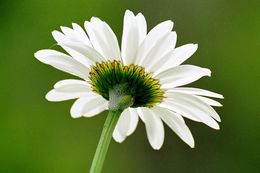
[89,109,122,173]
[90,85,134,173]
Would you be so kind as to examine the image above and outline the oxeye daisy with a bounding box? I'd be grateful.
[35,10,223,173]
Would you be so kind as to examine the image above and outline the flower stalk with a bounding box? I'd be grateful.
[89,85,134,173]
[89,109,121,173]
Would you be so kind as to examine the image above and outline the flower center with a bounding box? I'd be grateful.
[89,60,165,108]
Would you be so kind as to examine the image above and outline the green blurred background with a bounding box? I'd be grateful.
[1,0,259,172]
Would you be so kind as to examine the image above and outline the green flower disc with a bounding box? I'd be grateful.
[89,60,165,108]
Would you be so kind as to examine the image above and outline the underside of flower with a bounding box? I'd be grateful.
[89,60,165,108]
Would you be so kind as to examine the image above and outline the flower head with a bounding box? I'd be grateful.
[35,10,223,149]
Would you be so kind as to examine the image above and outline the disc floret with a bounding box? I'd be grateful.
[89,60,165,108]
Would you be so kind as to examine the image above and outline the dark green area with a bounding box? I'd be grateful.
[0,0,259,173]
[89,60,164,108]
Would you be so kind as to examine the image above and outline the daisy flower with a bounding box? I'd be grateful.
[35,9,223,173]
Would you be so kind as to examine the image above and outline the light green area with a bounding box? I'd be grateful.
[0,0,259,173]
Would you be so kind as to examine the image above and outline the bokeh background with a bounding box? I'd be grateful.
[1,0,259,172]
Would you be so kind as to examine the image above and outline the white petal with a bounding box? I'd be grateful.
[52,30,70,44]
[195,96,223,107]
[46,79,91,101]
[159,101,199,122]
[136,13,147,44]
[113,109,131,142]
[113,108,139,143]
[53,79,90,91]
[121,10,146,65]
[137,108,164,150]
[70,94,108,118]
[60,24,92,47]
[61,42,105,63]
[72,23,92,46]
[156,65,211,88]
[168,43,198,66]
[53,24,98,67]
[136,20,174,65]
[112,126,126,143]
[159,94,220,129]
[166,92,221,121]
[52,31,94,68]
[167,87,224,98]
[142,31,177,71]
[35,49,89,79]
[154,44,198,75]
[152,44,197,75]
[153,106,194,148]
[125,108,139,135]
[84,17,121,60]
[46,90,89,102]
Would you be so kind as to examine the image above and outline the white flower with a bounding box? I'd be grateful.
[35,10,223,150]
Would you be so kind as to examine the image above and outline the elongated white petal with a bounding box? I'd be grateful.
[52,30,70,44]
[159,96,220,129]
[46,79,91,101]
[102,21,121,59]
[60,24,92,47]
[112,127,125,143]
[70,94,108,118]
[84,21,108,58]
[159,101,200,122]
[52,31,96,68]
[125,108,139,136]
[121,10,147,65]
[46,89,90,102]
[153,107,194,148]
[152,44,198,75]
[156,65,211,88]
[168,43,198,66]
[53,79,90,91]
[137,108,164,150]
[61,42,104,63]
[72,23,92,46]
[45,89,89,102]
[136,13,147,44]
[165,92,221,121]
[195,96,223,107]
[121,10,138,64]
[84,17,121,60]
[143,31,177,71]
[136,20,174,65]
[167,87,224,98]
[113,108,139,142]
[113,109,131,142]
[35,49,89,79]
[53,24,99,67]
